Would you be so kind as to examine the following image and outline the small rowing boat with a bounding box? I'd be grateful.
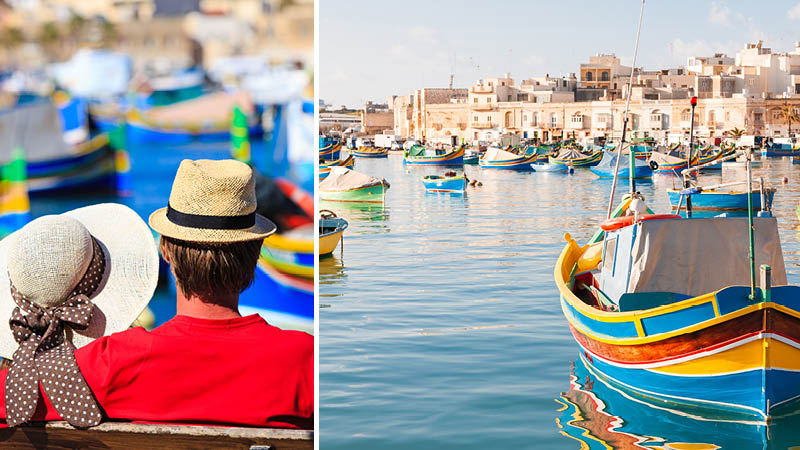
[421,174,466,193]
[319,210,348,256]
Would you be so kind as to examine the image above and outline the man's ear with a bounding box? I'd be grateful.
[159,237,171,263]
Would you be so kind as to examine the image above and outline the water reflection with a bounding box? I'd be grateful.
[557,355,800,449]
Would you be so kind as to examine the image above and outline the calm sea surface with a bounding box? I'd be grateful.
[319,152,800,449]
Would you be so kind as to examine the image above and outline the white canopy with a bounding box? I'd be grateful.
[628,217,786,297]
[483,147,520,161]
[319,167,385,192]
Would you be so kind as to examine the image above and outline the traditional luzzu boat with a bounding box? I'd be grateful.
[549,148,603,167]
[319,154,355,180]
[319,167,389,203]
[666,184,776,211]
[319,141,342,160]
[403,144,464,165]
[351,146,389,158]
[556,190,800,422]
[1,100,124,194]
[421,174,466,193]
[630,144,653,160]
[761,142,800,157]
[463,148,480,164]
[479,147,537,170]
[590,150,652,179]
[648,149,697,175]
[126,90,261,143]
[319,210,348,256]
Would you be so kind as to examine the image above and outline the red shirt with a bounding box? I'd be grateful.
[0,314,313,429]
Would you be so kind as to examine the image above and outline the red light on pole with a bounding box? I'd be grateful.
[690,96,698,106]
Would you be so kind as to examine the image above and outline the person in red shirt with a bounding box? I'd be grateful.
[0,159,313,429]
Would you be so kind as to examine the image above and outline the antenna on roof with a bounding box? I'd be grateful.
[449,73,454,89]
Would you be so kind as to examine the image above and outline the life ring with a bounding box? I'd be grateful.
[600,214,681,231]
[649,160,659,170]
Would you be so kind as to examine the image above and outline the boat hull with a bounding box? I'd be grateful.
[352,148,388,158]
[126,120,262,144]
[549,151,603,167]
[319,217,348,256]
[319,183,387,203]
[422,175,466,193]
[479,154,537,170]
[404,147,465,165]
[590,163,652,179]
[762,147,800,157]
[666,189,775,210]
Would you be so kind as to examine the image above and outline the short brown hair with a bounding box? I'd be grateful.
[160,236,263,302]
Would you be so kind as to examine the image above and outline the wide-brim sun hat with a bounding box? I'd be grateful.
[149,159,276,243]
[0,203,159,358]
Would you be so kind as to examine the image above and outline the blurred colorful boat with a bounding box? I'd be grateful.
[479,147,537,170]
[421,174,466,193]
[319,210,348,256]
[352,146,388,158]
[404,145,464,165]
[126,91,260,143]
[555,197,800,422]
[319,167,389,203]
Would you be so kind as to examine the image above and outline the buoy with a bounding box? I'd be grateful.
[476,181,483,186]
[783,177,789,184]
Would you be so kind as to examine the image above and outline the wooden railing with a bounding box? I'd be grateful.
[0,421,313,449]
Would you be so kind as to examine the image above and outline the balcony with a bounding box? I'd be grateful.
[470,85,494,94]
[594,122,610,130]
[471,103,496,111]
[472,122,495,129]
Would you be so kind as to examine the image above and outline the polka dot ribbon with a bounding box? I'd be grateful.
[5,238,105,428]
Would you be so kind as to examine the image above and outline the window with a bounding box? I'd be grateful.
[650,113,662,123]
[501,82,505,86]
[487,97,492,103]
[601,71,609,81]
[754,112,763,123]
[603,237,617,273]
[571,115,583,124]
[473,97,478,103]
[773,111,780,120]
[586,72,593,81]
[473,116,478,122]
[508,95,512,101]
[550,113,558,126]
[681,110,691,121]
[487,116,492,122]
[517,94,527,101]
[489,82,493,87]
[725,111,730,121]
[523,114,527,121]
[532,112,538,126]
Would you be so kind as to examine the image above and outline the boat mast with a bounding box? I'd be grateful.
[606,0,646,220]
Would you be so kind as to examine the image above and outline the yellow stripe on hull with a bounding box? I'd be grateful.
[650,337,800,376]
[319,229,344,255]
[264,233,313,254]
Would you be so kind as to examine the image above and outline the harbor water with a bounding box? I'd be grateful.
[319,152,800,449]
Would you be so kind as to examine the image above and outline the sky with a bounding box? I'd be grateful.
[320,0,800,108]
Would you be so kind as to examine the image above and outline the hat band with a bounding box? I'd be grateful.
[166,204,256,230]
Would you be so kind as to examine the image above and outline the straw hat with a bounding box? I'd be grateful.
[0,203,159,358]
[149,159,276,243]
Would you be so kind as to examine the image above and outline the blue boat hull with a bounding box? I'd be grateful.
[127,122,262,144]
[580,351,800,421]
[422,177,466,193]
[667,190,775,210]
[591,164,653,179]
[480,160,535,170]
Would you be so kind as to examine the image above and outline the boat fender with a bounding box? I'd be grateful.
[600,214,681,231]
[648,160,659,170]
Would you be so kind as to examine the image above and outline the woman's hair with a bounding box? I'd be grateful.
[160,236,263,303]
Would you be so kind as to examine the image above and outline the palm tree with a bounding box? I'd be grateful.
[724,127,746,137]
[778,104,799,136]
[68,13,87,44]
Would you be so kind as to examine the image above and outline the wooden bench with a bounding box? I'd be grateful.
[0,421,313,449]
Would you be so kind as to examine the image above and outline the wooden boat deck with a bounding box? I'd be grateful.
[0,421,313,449]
